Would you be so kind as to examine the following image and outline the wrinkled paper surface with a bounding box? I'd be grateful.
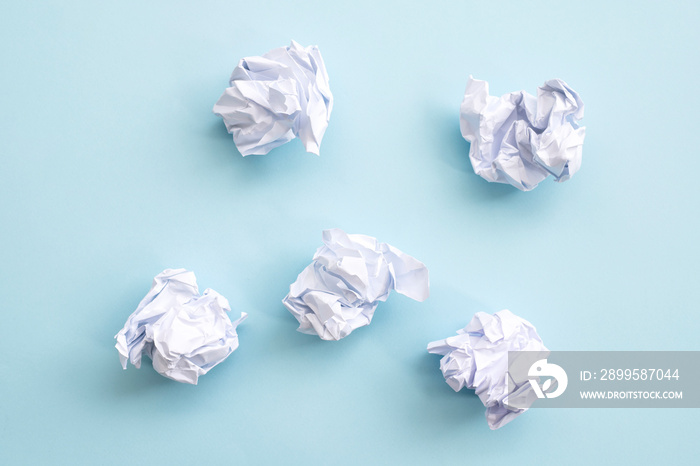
[427,310,548,429]
[460,77,585,191]
[115,269,247,384]
[213,40,333,156]
[283,229,429,340]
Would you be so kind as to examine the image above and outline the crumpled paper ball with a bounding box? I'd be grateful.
[213,40,333,156]
[115,269,247,384]
[427,310,548,429]
[460,76,585,191]
[283,229,429,340]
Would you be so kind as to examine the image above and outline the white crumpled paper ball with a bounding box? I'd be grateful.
[213,40,333,156]
[115,269,247,384]
[427,310,548,429]
[283,229,429,341]
[460,77,585,191]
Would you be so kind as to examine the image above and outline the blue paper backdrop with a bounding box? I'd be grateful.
[1,1,698,464]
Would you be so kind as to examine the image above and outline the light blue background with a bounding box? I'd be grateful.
[1,1,698,464]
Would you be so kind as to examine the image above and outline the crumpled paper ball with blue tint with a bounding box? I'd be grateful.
[460,77,585,191]
[115,269,247,384]
[213,40,333,156]
[427,310,548,429]
[283,229,429,341]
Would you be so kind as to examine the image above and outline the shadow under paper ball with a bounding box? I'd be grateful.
[404,352,486,433]
[433,106,518,202]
